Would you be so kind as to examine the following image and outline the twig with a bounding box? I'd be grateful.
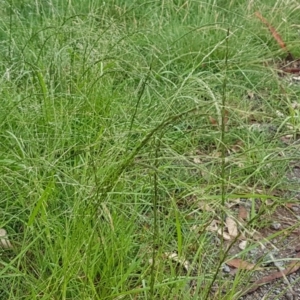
[241,251,300,296]
[255,11,294,61]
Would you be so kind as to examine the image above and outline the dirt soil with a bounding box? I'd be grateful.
[232,164,300,299]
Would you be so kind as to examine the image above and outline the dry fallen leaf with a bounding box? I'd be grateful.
[243,251,300,295]
[291,101,300,109]
[193,157,202,164]
[211,150,222,158]
[230,140,244,153]
[247,90,255,100]
[197,201,215,212]
[207,220,219,232]
[218,228,231,241]
[0,228,12,249]
[250,230,264,241]
[225,198,240,208]
[285,203,299,210]
[239,241,247,250]
[280,135,293,144]
[265,199,274,206]
[163,252,190,272]
[226,258,262,271]
[226,217,238,237]
[238,205,248,221]
[209,116,218,126]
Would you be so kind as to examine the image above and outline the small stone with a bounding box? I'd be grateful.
[274,288,280,294]
[291,206,299,212]
[274,260,284,269]
[271,222,281,230]
[285,292,295,300]
[249,248,258,256]
[222,264,231,273]
[260,251,278,266]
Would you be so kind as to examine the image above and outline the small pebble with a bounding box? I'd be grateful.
[222,264,231,273]
[274,288,280,294]
[249,248,258,256]
[260,251,278,266]
[274,260,284,269]
[291,205,299,212]
[285,292,295,300]
[271,222,281,230]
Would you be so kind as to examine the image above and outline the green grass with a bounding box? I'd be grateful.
[1,0,300,299]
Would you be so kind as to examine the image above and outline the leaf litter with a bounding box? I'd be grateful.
[0,228,12,249]
[190,189,300,298]
[185,12,300,299]
[148,11,300,299]
[226,258,263,271]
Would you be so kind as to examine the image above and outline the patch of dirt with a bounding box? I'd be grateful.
[238,207,300,299]
[225,173,300,299]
